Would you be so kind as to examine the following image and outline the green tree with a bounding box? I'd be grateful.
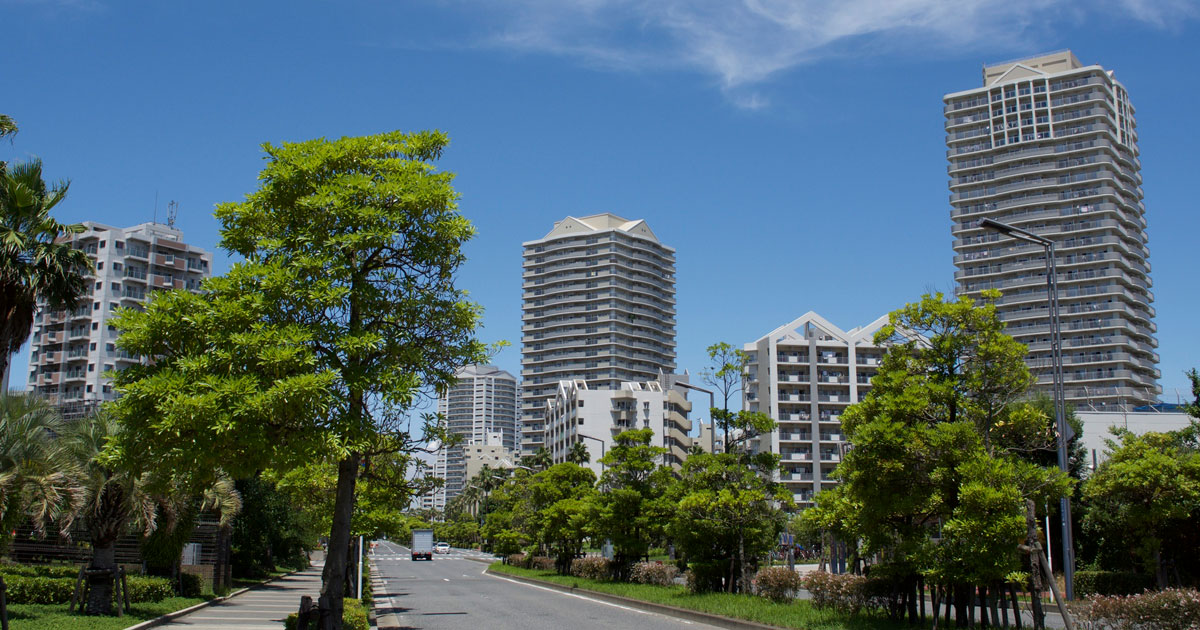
[0,394,81,551]
[512,463,596,573]
[671,452,790,593]
[592,428,673,580]
[106,131,487,629]
[566,441,590,465]
[1083,429,1200,587]
[805,291,1071,625]
[520,447,552,471]
[702,342,774,455]
[65,411,160,615]
[0,158,91,381]
[0,114,15,140]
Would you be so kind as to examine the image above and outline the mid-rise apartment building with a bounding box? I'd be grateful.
[25,222,212,414]
[543,376,692,479]
[744,312,887,507]
[432,365,518,510]
[520,214,677,453]
[945,50,1160,410]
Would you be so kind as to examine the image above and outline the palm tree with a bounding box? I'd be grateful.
[520,447,552,472]
[0,158,91,383]
[0,114,15,140]
[567,441,590,465]
[201,474,242,593]
[0,393,82,548]
[65,410,157,615]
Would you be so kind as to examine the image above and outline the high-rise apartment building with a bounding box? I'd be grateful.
[945,51,1160,410]
[520,214,676,453]
[433,365,518,510]
[25,222,212,415]
[744,312,887,508]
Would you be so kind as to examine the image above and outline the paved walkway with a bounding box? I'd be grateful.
[155,566,323,630]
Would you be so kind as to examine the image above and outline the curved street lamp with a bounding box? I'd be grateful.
[979,217,1076,600]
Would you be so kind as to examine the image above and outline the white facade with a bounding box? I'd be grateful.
[432,365,518,510]
[521,214,677,453]
[744,312,888,508]
[25,221,212,416]
[1076,410,1194,470]
[945,51,1160,411]
[543,377,692,479]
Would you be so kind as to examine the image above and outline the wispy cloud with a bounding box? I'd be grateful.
[446,0,1197,106]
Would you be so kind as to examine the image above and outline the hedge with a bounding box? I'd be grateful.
[0,573,173,604]
[1074,570,1155,597]
[0,564,80,579]
[284,598,368,630]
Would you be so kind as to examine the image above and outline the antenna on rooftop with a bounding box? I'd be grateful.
[167,200,178,228]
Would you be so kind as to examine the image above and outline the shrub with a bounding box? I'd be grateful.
[1072,588,1200,630]
[1,575,76,604]
[1074,570,1155,597]
[570,556,611,581]
[126,575,174,603]
[684,562,725,594]
[0,563,80,579]
[179,571,204,597]
[801,571,869,615]
[529,556,555,571]
[506,553,528,567]
[752,566,803,603]
[0,573,172,604]
[285,598,369,630]
[631,562,678,587]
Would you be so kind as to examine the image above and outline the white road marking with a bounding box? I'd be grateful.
[443,578,451,581]
[485,570,651,616]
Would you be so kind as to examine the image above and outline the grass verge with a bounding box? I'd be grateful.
[4,596,208,630]
[489,562,916,629]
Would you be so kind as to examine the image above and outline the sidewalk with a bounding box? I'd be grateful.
[152,566,323,630]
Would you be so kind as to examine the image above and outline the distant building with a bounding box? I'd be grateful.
[945,50,1160,410]
[25,221,212,416]
[1076,409,1194,470]
[543,375,693,479]
[520,213,677,454]
[430,365,518,512]
[744,312,888,508]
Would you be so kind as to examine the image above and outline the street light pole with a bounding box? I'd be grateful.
[979,217,1076,600]
[578,434,607,472]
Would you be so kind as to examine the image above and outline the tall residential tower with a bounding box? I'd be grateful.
[520,214,677,453]
[433,365,518,510]
[944,51,1160,410]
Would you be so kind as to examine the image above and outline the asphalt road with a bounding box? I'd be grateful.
[369,540,718,630]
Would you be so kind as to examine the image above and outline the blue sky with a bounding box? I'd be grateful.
[4,0,1199,404]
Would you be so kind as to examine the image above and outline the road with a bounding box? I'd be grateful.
[369,540,718,630]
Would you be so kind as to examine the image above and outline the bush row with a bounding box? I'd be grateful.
[0,573,173,605]
[284,598,368,630]
[1074,570,1155,597]
[1072,588,1200,630]
[0,563,81,579]
[752,566,804,603]
[630,562,677,587]
[570,557,610,580]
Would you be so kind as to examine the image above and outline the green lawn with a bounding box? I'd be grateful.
[489,563,916,630]
[4,597,208,630]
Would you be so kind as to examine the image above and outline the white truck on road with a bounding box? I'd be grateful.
[411,528,434,561]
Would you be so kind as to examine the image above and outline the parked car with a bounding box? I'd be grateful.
[434,542,451,554]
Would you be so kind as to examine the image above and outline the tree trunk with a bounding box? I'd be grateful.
[86,543,116,615]
[1009,584,1022,630]
[318,452,361,630]
[1024,500,1046,630]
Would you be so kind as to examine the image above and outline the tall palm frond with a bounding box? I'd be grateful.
[0,158,91,379]
[201,473,243,528]
[0,394,83,538]
[0,114,15,139]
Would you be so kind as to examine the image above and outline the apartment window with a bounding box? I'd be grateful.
[88,364,95,372]
[111,283,120,291]
[90,342,97,350]
[102,385,112,393]
[95,282,102,290]
[100,240,106,248]
[87,385,93,393]
[106,343,115,352]
[104,364,113,371]
[93,302,100,310]
[97,262,104,270]
[92,322,98,330]
[115,241,124,249]
[114,262,122,270]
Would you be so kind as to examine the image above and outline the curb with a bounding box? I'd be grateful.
[124,569,306,630]
[484,566,786,630]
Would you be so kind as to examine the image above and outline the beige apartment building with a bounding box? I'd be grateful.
[25,221,212,416]
[744,312,887,507]
[520,214,677,453]
[945,51,1160,410]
